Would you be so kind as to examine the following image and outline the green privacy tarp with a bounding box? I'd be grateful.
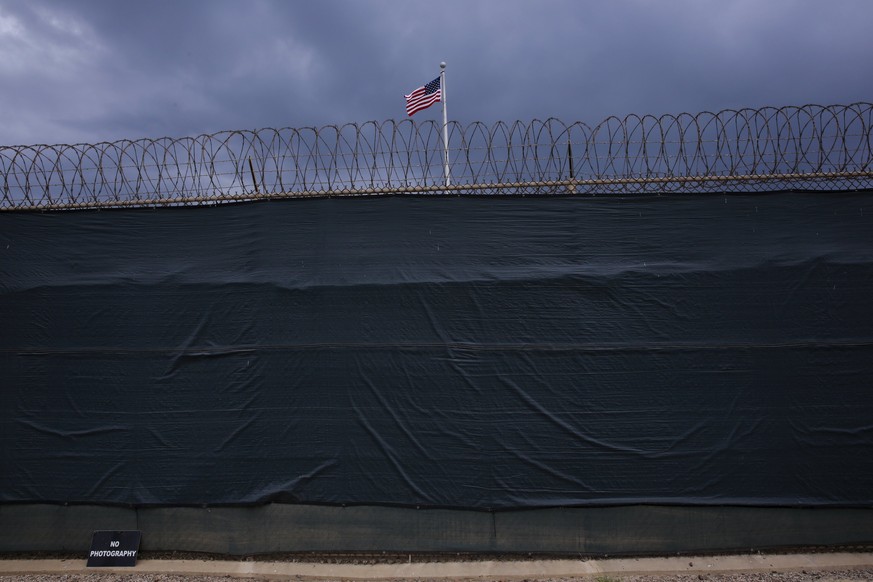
[1,193,872,508]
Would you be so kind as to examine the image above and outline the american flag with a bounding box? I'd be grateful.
[404,77,441,116]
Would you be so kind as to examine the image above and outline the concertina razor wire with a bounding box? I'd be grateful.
[2,102,873,211]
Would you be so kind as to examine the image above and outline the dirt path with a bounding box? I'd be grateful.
[2,551,873,581]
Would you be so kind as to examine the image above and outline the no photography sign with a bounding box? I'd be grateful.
[86,530,142,567]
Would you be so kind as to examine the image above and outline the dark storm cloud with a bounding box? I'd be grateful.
[0,0,871,146]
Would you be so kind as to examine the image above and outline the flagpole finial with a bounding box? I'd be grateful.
[440,62,446,69]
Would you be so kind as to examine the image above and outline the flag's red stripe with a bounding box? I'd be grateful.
[406,90,441,116]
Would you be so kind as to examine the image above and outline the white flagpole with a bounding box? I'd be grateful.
[440,62,450,187]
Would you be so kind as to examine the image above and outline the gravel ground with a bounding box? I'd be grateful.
[3,569,873,581]
[2,565,873,581]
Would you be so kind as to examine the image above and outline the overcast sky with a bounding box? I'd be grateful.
[1,0,871,146]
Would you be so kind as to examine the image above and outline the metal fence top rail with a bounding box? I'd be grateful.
[2,102,873,211]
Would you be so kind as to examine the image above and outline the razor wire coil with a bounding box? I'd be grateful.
[2,103,873,211]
